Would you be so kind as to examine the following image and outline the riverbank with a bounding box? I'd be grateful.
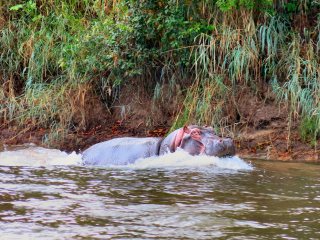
[1,126,318,163]
[1,1,319,162]
[1,93,319,163]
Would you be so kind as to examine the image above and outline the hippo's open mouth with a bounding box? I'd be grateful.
[167,126,236,157]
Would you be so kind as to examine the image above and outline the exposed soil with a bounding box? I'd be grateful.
[1,85,319,162]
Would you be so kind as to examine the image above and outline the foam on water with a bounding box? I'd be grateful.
[0,146,252,170]
[0,146,82,166]
[122,149,253,171]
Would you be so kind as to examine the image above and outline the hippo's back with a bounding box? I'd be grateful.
[82,137,161,166]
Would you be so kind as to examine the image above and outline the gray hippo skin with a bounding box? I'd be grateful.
[82,125,236,166]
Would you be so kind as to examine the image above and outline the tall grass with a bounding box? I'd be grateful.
[272,32,320,145]
[173,9,261,134]
[1,0,320,146]
[1,0,134,143]
[173,5,320,145]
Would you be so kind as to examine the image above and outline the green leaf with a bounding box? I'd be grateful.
[32,14,42,22]
[9,4,24,11]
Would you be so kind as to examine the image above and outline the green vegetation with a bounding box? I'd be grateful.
[0,0,319,145]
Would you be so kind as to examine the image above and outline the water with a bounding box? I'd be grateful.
[0,146,319,239]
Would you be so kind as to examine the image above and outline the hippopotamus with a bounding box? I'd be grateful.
[82,125,236,166]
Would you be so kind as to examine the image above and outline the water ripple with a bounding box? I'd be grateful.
[0,148,319,239]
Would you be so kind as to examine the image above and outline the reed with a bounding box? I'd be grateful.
[0,0,134,142]
[1,0,319,145]
[172,3,320,145]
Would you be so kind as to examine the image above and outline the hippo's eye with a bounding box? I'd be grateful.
[190,129,202,141]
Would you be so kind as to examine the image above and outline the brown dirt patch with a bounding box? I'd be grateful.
[1,85,319,162]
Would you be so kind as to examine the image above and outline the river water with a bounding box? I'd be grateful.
[0,145,319,239]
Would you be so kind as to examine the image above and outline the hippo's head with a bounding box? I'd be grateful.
[160,125,236,157]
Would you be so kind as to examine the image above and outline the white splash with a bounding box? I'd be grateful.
[0,146,82,166]
[0,146,252,171]
[121,149,253,171]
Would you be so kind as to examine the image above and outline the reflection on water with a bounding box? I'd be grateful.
[0,146,319,239]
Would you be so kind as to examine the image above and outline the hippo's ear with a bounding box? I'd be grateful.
[183,125,191,134]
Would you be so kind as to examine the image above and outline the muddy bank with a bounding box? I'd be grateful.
[1,88,319,163]
[1,123,319,163]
